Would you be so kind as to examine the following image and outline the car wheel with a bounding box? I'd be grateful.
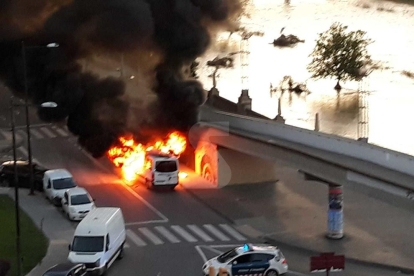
[265,269,279,276]
[117,244,124,260]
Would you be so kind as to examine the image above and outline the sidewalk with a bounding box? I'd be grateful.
[1,188,75,276]
[187,164,414,274]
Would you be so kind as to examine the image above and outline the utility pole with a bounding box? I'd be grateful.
[358,78,369,142]
[11,99,22,276]
[21,41,35,195]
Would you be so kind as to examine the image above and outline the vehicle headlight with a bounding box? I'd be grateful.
[94,258,101,267]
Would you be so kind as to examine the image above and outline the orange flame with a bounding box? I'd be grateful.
[107,132,187,182]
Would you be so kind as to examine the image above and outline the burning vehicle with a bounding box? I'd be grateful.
[107,132,186,189]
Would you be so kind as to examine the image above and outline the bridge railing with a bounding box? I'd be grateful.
[199,107,414,177]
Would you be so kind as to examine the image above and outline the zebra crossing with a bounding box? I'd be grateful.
[0,124,70,141]
[125,224,247,248]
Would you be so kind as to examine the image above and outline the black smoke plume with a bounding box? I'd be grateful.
[0,0,240,157]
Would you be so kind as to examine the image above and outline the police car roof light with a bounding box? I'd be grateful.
[243,244,253,251]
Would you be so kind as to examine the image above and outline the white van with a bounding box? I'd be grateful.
[141,151,179,190]
[43,169,77,206]
[68,208,126,275]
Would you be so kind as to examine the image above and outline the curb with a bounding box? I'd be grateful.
[263,236,414,275]
[185,188,414,275]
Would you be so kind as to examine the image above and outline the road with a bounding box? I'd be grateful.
[0,119,402,275]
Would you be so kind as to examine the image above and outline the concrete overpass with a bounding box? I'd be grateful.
[190,107,414,200]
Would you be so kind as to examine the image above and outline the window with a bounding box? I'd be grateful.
[105,234,110,251]
[70,194,91,205]
[72,236,104,252]
[250,253,274,262]
[53,178,76,190]
[233,254,252,264]
[217,249,239,263]
[155,161,177,172]
[64,192,69,202]
[47,180,51,189]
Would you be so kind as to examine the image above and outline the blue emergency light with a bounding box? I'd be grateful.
[243,244,253,251]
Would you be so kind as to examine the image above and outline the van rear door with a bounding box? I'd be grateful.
[153,160,178,185]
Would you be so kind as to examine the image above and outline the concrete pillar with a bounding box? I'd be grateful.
[315,113,320,132]
[327,185,344,239]
[237,89,252,113]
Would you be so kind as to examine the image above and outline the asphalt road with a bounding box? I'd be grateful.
[0,118,403,276]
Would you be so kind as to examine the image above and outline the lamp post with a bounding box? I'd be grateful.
[21,41,59,195]
[11,100,57,276]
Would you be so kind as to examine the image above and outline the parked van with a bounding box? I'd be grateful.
[141,151,179,190]
[68,207,126,275]
[43,169,77,205]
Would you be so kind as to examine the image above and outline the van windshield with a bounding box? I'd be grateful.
[155,161,177,172]
[53,178,76,190]
[72,236,104,252]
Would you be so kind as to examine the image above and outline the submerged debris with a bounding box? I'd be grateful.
[272,34,305,47]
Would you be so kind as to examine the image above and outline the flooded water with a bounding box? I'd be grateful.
[197,0,414,156]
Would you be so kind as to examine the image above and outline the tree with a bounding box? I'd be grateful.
[307,23,373,90]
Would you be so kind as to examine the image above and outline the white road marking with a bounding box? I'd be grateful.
[16,130,27,138]
[40,127,56,138]
[124,243,130,248]
[203,224,230,241]
[187,225,213,242]
[138,227,164,245]
[30,128,44,139]
[171,225,197,242]
[195,245,208,263]
[219,224,246,241]
[18,147,28,157]
[126,229,147,247]
[54,126,69,137]
[0,129,11,140]
[154,226,180,243]
[120,185,169,225]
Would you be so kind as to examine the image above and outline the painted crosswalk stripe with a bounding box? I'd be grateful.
[40,127,56,138]
[16,130,27,138]
[0,129,11,140]
[203,224,230,241]
[171,225,197,242]
[53,126,69,137]
[154,226,180,243]
[219,224,246,241]
[18,147,28,157]
[138,228,163,245]
[30,129,44,139]
[126,229,147,247]
[187,225,214,242]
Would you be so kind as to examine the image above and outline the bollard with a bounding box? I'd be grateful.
[209,266,215,276]
[218,268,228,276]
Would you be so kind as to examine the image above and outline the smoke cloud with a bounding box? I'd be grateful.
[0,0,241,157]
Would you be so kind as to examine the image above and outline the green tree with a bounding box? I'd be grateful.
[307,23,373,90]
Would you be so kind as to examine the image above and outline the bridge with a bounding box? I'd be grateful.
[189,106,414,238]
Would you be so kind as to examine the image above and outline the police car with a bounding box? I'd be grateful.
[202,244,288,276]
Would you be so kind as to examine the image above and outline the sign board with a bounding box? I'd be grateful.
[310,253,345,275]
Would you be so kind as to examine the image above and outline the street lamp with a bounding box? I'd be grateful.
[21,41,59,195]
[10,99,57,276]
